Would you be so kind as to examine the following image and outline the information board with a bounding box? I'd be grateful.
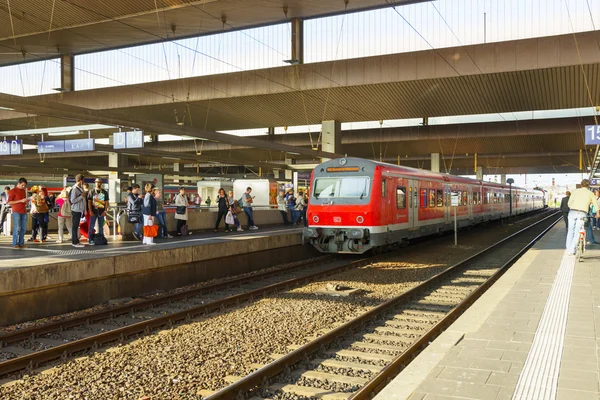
[0,140,22,155]
[38,141,65,154]
[451,191,459,207]
[65,138,94,152]
[585,125,600,145]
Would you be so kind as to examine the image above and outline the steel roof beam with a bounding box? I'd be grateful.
[0,92,339,159]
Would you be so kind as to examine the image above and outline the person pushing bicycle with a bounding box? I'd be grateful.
[566,179,599,255]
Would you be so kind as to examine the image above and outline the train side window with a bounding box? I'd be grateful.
[396,187,406,209]
[429,189,436,208]
[462,191,467,206]
[382,179,386,198]
[436,189,443,207]
[420,189,427,208]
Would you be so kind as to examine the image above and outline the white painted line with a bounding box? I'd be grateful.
[512,251,575,400]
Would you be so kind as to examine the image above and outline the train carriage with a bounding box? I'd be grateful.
[303,158,546,254]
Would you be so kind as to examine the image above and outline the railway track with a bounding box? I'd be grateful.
[205,211,561,400]
[0,255,378,378]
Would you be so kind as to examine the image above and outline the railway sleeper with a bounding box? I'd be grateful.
[345,341,404,354]
[327,349,394,364]
[362,332,415,344]
[310,358,383,374]
[267,383,352,400]
[296,370,368,387]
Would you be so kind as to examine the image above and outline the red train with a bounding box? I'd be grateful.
[303,158,546,254]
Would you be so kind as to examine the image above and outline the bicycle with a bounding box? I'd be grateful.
[575,216,587,262]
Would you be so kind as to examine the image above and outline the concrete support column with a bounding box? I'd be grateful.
[476,166,483,181]
[321,120,341,161]
[291,18,304,64]
[431,153,440,173]
[60,54,74,92]
[501,173,507,185]
[108,152,127,205]
[173,163,180,184]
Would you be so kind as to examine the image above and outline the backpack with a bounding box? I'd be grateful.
[35,194,49,213]
[60,199,72,217]
[93,235,108,245]
[181,224,189,237]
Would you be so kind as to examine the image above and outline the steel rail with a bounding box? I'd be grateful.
[0,255,382,377]
[0,256,333,346]
[206,211,560,400]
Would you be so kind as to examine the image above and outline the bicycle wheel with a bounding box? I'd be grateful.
[577,238,584,262]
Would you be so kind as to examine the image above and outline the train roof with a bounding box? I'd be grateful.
[316,158,541,194]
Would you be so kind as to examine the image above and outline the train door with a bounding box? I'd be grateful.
[444,184,451,223]
[468,186,473,219]
[408,179,419,229]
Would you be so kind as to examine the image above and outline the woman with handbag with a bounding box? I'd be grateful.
[174,187,189,236]
[142,183,158,245]
[214,188,230,233]
[227,190,243,232]
[27,186,47,243]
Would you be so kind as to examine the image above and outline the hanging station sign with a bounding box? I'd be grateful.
[38,139,95,154]
[0,139,23,155]
[113,131,143,149]
[585,125,600,145]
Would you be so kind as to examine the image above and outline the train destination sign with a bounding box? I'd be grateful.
[38,139,95,154]
[326,167,360,172]
[585,125,600,145]
[113,131,144,149]
[0,139,23,155]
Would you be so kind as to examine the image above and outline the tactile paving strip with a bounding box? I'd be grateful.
[512,252,575,400]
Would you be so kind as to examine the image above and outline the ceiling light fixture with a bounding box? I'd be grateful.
[47,131,81,137]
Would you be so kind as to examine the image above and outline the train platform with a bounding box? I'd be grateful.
[376,222,600,400]
[0,225,307,327]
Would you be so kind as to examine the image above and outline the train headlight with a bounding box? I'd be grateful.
[356,216,364,224]
[312,215,320,223]
[348,229,364,239]
[303,227,319,238]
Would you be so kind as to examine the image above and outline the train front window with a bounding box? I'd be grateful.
[313,177,370,199]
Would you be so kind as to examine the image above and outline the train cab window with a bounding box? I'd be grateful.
[429,190,436,208]
[313,177,370,199]
[396,187,406,209]
[382,179,386,198]
[420,189,427,208]
[436,189,443,207]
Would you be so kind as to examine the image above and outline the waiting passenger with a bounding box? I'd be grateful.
[228,190,243,231]
[0,186,10,234]
[55,189,73,244]
[295,191,307,227]
[566,179,599,255]
[127,184,143,240]
[560,191,570,230]
[277,190,290,226]
[28,186,47,243]
[154,189,172,239]
[214,188,230,233]
[174,187,189,236]
[87,178,108,245]
[7,178,28,249]
[142,183,157,245]
[69,174,87,248]
[242,187,258,230]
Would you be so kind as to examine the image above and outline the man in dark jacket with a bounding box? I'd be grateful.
[127,184,143,240]
[560,191,571,230]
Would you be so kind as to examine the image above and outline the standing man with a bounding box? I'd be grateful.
[560,191,570,230]
[277,190,290,226]
[8,178,28,249]
[127,184,143,240]
[566,179,599,255]
[87,178,108,245]
[242,187,258,230]
[0,186,10,234]
[70,174,86,248]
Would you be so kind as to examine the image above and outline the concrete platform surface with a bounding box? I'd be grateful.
[375,222,600,400]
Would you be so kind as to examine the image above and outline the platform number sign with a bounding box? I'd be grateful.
[585,126,600,145]
[0,139,22,155]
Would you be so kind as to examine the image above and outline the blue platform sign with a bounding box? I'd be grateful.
[591,179,598,186]
[113,131,143,149]
[585,125,600,145]
[0,140,22,155]
[65,138,95,152]
[38,141,65,154]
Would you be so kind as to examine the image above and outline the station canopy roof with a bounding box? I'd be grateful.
[0,0,424,66]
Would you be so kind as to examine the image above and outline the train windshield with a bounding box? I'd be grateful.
[313,177,370,199]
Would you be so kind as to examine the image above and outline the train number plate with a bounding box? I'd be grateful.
[333,216,342,223]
